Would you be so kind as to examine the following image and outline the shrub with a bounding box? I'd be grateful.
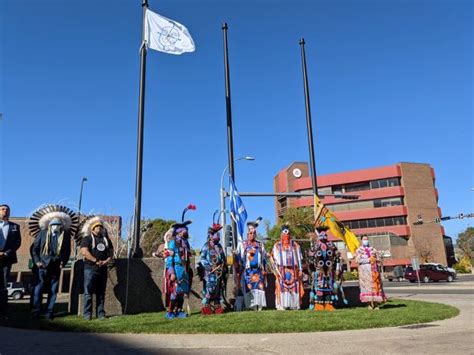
[344,270,359,280]
[453,257,472,274]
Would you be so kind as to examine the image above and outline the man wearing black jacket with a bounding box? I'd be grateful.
[31,218,70,319]
[80,219,113,320]
[0,204,21,319]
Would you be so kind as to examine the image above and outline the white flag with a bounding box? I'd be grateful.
[144,9,195,55]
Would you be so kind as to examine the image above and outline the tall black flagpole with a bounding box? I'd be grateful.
[132,0,149,258]
[299,38,319,218]
[222,23,238,249]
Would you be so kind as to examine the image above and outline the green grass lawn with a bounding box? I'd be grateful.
[1,299,459,334]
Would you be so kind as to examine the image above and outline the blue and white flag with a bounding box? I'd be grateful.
[229,177,247,242]
[144,9,195,55]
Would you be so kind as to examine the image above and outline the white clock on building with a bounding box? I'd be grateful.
[292,168,302,178]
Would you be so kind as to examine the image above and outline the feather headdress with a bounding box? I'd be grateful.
[28,204,79,238]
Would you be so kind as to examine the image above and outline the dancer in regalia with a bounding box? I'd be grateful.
[200,223,227,315]
[307,226,341,311]
[355,236,387,310]
[236,218,267,311]
[270,225,304,310]
[163,205,195,319]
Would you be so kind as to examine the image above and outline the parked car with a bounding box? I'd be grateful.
[7,282,25,300]
[387,265,406,281]
[424,263,457,279]
[404,264,455,283]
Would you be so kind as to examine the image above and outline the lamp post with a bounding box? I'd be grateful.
[220,156,255,252]
[78,177,88,217]
[76,176,88,257]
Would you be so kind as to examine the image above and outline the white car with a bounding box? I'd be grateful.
[7,282,25,300]
[425,263,457,279]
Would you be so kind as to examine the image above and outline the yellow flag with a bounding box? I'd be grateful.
[313,195,360,254]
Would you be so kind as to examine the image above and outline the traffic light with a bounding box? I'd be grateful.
[225,225,233,248]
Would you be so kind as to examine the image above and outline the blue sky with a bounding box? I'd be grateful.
[1,0,472,248]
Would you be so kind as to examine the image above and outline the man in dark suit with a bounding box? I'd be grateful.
[0,204,22,319]
[31,218,70,320]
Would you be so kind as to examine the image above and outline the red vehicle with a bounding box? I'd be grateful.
[404,264,455,283]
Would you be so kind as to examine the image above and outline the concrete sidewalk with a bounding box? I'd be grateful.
[0,291,472,354]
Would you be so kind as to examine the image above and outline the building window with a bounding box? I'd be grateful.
[390,235,408,246]
[384,217,394,226]
[345,182,371,192]
[327,197,403,212]
[332,185,344,194]
[345,216,407,230]
[370,180,380,189]
[388,178,400,187]
[318,187,332,195]
[393,216,405,225]
[278,197,287,209]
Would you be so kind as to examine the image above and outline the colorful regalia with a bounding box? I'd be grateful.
[200,223,227,315]
[163,205,196,319]
[236,219,267,311]
[307,226,341,311]
[270,225,304,310]
[355,238,387,308]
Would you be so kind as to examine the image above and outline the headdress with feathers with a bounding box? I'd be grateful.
[77,216,110,249]
[28,204,79,239]
[208,209,223,235]
[247,216,262,229]
[164,204,196,245]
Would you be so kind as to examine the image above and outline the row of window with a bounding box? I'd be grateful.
[327,197,403,212]
[345,216,407,230]
[294,177,402,197]
[337,234,408,251]
[333,177,401,193]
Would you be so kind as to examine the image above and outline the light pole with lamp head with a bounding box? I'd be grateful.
[220,156,255,253]
[78,177,88,217]
[76,176,88,257]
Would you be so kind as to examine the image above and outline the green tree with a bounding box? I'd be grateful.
[456,227,474,261]
[140,218,176,257]
[264,207,314,252]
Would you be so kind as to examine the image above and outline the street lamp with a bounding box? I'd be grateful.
[78,176,88,217]
[75,176,88,258]
[220,156,255,252]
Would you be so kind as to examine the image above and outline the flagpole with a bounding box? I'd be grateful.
[299,38,319,220]
[132,0,149,258]
[222,23,238,249]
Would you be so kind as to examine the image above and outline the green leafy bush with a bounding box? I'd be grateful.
[343,270,358,280]
[453,257,472,274]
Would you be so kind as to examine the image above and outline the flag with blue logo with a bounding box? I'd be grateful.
[229,177,247,242]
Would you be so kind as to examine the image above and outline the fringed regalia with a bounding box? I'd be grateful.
[200,223,227,315]
[356,244,387,304]
[163,204,196,319]
[270,225,303,310]
[164,229,191,319]
[236,237,267,310]
[307,227,341,311]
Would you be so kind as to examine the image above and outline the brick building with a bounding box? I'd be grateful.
[274,162,448,267]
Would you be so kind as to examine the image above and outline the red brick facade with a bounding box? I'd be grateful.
[274,162,447,266]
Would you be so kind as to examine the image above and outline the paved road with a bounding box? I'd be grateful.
[0,278,472,354]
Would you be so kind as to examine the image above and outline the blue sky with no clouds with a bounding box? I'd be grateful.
[0,0,472,248]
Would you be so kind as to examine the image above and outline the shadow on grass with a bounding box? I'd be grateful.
[0,299,459,334]
[380,303,407,309]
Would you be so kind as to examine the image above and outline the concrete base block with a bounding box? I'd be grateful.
[69,258,363,316]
